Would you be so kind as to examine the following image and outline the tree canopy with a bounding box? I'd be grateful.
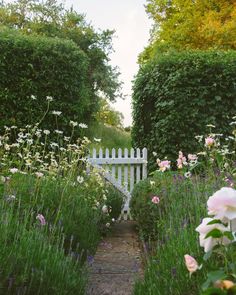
[96,98,124,129]
[140,0,236,62]
[0,0,122,102]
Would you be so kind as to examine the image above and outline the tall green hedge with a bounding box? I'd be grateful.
[132,51,236,170]
[0,28,92,133]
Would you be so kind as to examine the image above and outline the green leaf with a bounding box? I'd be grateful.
[202,270,227,291]
[207,220,223,225]
[189,161,201,171]
[205,229,223,239]
[201,287,226,295]
[202,287,226,295]
[223,231,234,241]
[229,262,236,273]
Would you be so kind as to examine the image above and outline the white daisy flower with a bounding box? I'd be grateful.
[78,123,88,129]
[77,176,84,183]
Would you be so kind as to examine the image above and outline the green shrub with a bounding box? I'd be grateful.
[130,177,161,240]
[0,28,91,134]
[132,51,236,171]
[106,185,124,220]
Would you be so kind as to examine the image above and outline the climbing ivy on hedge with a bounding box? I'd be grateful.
[0,28,92,133]
[132,51,236,171]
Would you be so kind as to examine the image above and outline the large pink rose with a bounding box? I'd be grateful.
[207,187,236,225]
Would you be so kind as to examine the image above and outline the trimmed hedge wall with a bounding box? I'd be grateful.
[132,51,236,170]
[0,28,92,133]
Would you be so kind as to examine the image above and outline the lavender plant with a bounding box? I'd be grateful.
[132,117,236,295]
[0,97,124,294]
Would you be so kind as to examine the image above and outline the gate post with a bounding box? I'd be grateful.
[142,148,148,179]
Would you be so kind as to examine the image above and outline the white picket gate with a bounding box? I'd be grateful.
[87,148,147,219]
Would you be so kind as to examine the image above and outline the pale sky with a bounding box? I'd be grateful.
[65,0,152,126]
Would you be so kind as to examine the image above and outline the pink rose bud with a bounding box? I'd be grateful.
[205,137,215,147]
[177,158,183,169]
[152,196,160,204]
[184,254,199,274]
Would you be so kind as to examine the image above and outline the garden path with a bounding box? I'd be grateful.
[87,221,143,295]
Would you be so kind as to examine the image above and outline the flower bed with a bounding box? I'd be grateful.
[131,119,236,295]
[0,104,124,294]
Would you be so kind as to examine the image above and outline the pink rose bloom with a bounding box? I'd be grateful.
[36,214,46,226]
[184,255,199,274]
[207,187,236,227]
[188,154,198,161]
[178,151,184,159]
[205,137,215,147]
[179,151,187,162]
[177,158,183,169]
[157,159,171,172]
[152,196,160,204]
[177,151,187,168]
[182,157,187,164]
[196,217,231,253]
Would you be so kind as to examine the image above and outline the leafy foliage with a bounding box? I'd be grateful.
[96,98,124,129]
[0,0,122,131]
[132,50,236,171]
[130,177,160,240]
[0,28,90,132]
[141,0,236,62]
[0,0,121,100]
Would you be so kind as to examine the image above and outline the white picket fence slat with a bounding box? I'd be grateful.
[87,147,148,219]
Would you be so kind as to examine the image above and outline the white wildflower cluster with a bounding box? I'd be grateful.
[0,97,122,234]
[70,121,78,127]
[195,118,236,173]
[78,123,88,129]
[52,110,62,116]
[0,121,89,180]
[46,96,53,102]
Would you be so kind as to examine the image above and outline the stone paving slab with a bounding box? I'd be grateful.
[95,237,139,253]
[87,273,138,295]
[86,221,143,295]
[90,259,141,274]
